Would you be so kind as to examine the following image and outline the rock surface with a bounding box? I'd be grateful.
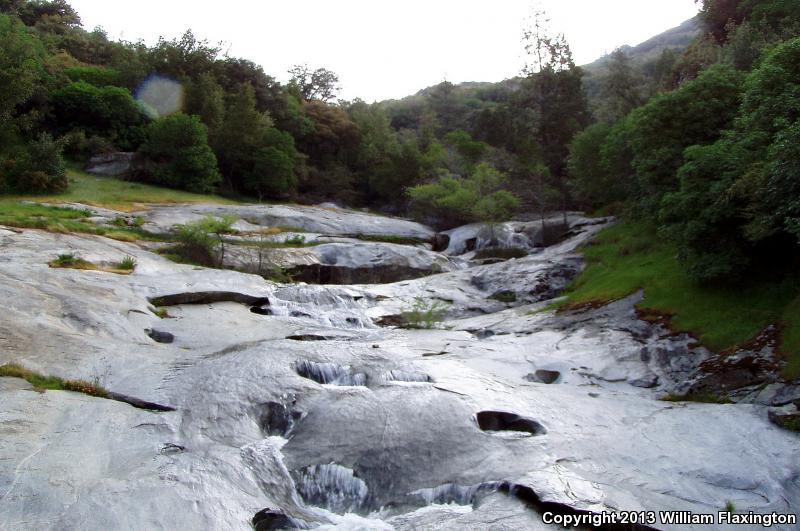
[140,203,434,239]
[85,152,136,177]
[0,213,798,531]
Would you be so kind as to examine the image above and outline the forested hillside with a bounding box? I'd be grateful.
[1,0,799,286]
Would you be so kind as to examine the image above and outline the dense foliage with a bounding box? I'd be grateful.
[567,0,800,283]
[2,0,798,286]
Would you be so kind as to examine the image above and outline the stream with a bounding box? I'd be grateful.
[0,209,798,530]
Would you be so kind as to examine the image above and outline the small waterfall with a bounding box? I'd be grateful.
[410,481,503,506]
[381,370,432,383]
[295,360,367,387]
[269,284,374,329]
[295,463,370,515]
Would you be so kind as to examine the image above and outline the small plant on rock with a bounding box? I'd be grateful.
[53,253,78,266]
[400,297,450,329]
[116,256,137,270]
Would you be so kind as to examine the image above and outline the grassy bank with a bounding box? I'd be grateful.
[3,167,239,211]
[559,222,800,379]
[0,168,240,240]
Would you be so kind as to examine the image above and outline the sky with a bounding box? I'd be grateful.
[68,0,700,102]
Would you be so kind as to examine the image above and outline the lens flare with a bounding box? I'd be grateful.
[135,75,184,118]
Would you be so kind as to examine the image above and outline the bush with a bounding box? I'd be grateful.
[1,134,68,193]
[137,114,221,193]
[407,163,520,229]
[173,215,236,266]
[61,129,115,161]
[51,81,147,149]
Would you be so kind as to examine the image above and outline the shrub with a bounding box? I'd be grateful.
[2,134,68,193]
[173,215,236,267]
[407,163,520,229]
[400,297,450,329]
[53,253,78,266]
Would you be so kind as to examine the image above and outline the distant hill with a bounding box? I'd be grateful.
[582,16,701,76]
[380,17,702,126]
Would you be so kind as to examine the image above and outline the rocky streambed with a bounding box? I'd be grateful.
[0,204,798,530]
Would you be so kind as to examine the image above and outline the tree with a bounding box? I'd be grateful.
[287,64,340,102]
[567,122,629,209]
[517,8,589,217]
[213,83,298,198]
[659,38,800,281]
[185,72,225,133]
[16,0,81,28]
[146,30,220,80]
[213,83,273,190]
[137,113,220,193]
[625,64,744,212]
[596,49,644,123]
[243,128,297,199]
[0,13,43,123]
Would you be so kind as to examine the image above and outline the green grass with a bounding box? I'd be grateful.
[116,255,137,270]
[559,222,800,379]
[354,234,428,246]
[660,391,732,404]
[0,362,108,397]
[2,167,240,211]
[0,201,162,242]
[53,253,79,266]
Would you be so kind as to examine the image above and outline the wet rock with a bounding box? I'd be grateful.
[375,314,404,327]
[629,373,659,389]
[768,404,800,431]
[142,202,434,238]
[250,306,272,316]
[525,369,561,384]
[105,391,176,412]
[85,152,135,177]
[431,233,450,253]
[290,310,311,318]
[475,411,547,435]
[286,334,329,341]
[159,443,185,454]
[146,328,174,344]
[473,329,495,340]
[295,360,367,386]
[252,508,302,530]
[263,242,457,285]
[257,401,302,437]
[149,291,270,307]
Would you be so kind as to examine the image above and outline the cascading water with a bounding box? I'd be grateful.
[380,369,432,383]
[294,463,371,515]
[410,481,504,506]
[269,284,375,329]
[295,360,368,387]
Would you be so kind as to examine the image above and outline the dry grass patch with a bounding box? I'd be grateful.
[0,362,108,398]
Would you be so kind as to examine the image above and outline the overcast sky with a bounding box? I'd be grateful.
[68,0,700,102]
